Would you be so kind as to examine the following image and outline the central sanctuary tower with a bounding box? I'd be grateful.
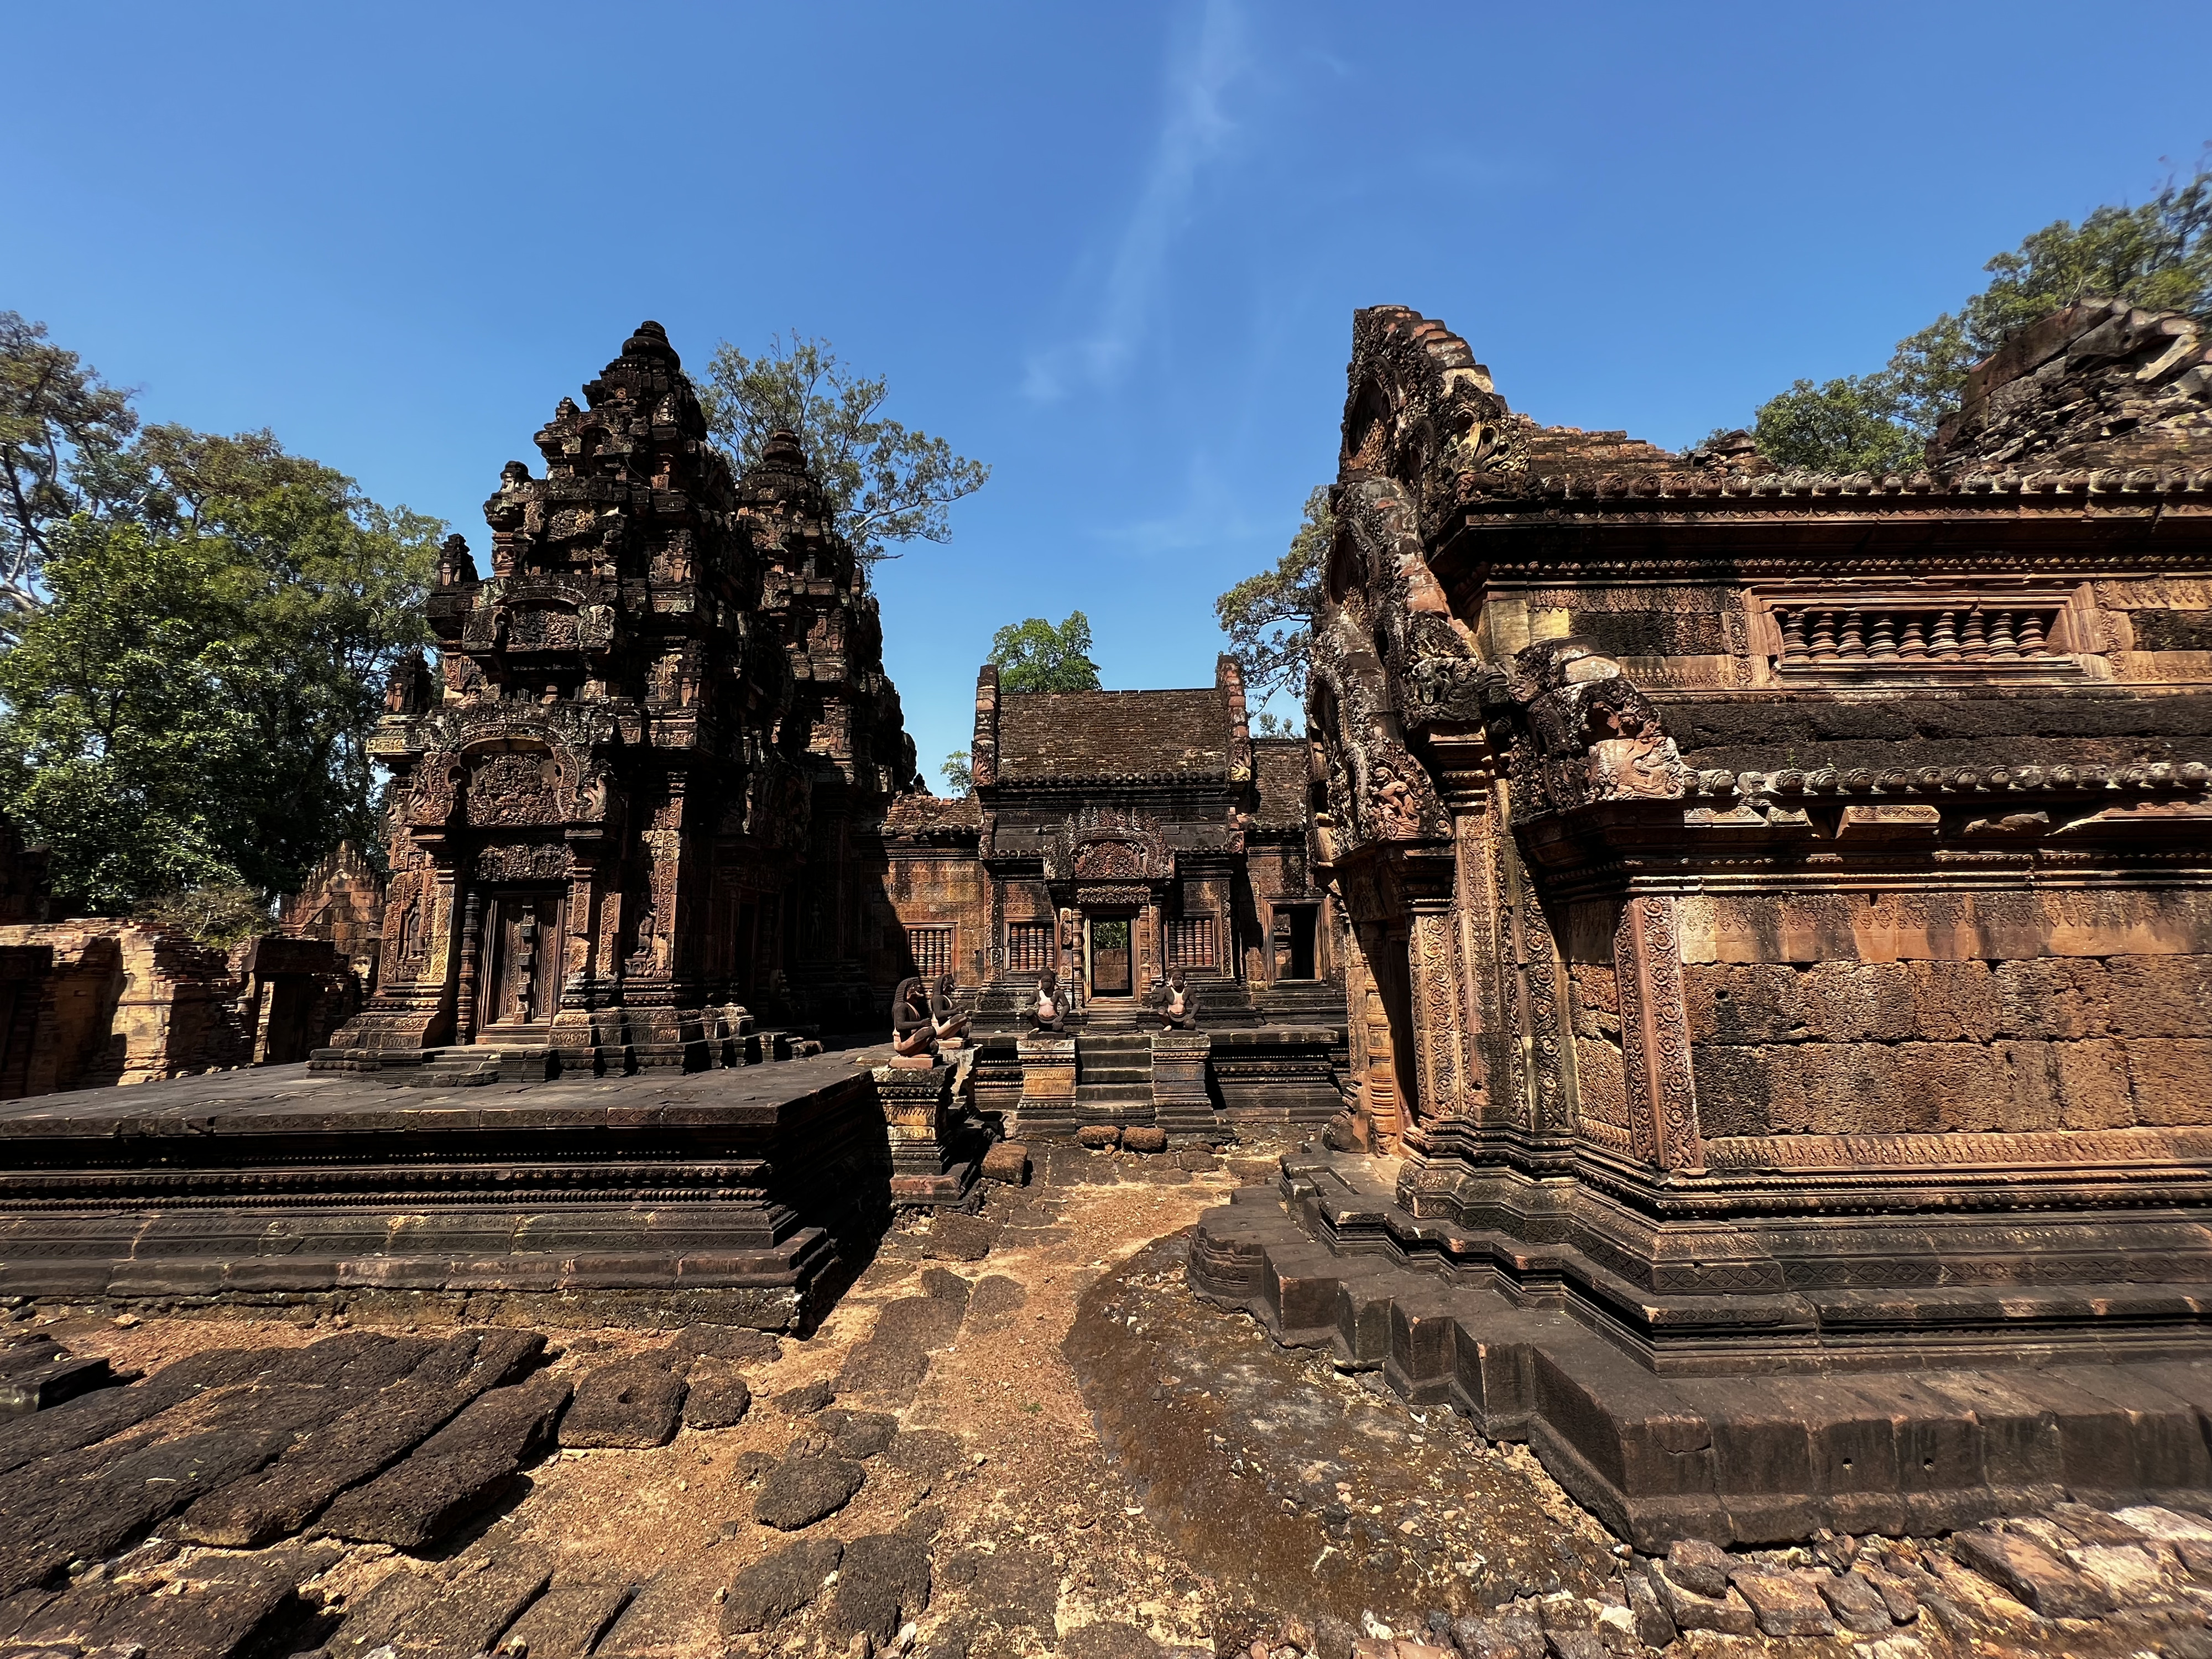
[328,322,916,1073]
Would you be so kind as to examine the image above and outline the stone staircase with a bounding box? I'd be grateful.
[1073,1031,1154,1129]
[1254,977,1349,1027]
[1078,998,1144,1032]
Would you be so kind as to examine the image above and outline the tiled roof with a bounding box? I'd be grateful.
[1253,739,1311,828]
[883,792,980,833]
[997,689,1233,781]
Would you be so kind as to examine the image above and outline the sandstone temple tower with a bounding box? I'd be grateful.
[328,322,915,1073]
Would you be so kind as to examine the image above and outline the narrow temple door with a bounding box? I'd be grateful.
[1089,917,1132,997]
[482,890,564,1031]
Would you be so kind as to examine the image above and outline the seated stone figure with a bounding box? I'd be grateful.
[890,977,936,1057]
[928,973,973,1046]
[1029,968,1067,1032]
[1150,968,1198,1031]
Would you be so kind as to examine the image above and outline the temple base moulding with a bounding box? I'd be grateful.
[1188,1153,2212,1549]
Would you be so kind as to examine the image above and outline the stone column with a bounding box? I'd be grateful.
[1150,1029,1216,1144]
[453,890,484,1047]
[1014,1031,1077,1139]
[1613,894,1702,1172]
[871,1053,982,1209]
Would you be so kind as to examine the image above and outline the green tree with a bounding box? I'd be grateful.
[940,749,973,794]
[0,520,269,906]
[699,332,988,575]
[1217,486,1328,729]
[989,610,1100,693]
[1743,157,2212,472]
[0,312,142,640]
[1749,378,1925,475]
[0,322,440,910]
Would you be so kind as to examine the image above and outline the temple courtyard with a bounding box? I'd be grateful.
[4,1055,2212,1659]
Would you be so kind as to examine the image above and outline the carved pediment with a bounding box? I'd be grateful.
[463,752,565,827]
[1044,807,1173,886]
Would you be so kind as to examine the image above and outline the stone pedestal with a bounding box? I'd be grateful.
[1150,1030,1219,1144]
[1013,1032,1077,1139]
[871,1055,982,1211]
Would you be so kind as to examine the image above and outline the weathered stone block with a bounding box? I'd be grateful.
[1950,1528,2114,1619]
[560,1363,685,1449]
[2054,1039,2132,1129]
[1650,1564,1755,1635]
[1728,1570,1834,1637]
[1568,962,1619,1037]
[1895,1042,2008,1133]
[980,1140,1029,1184]
[1575,1036,1629,1129]
[1994,1040,2060,1130]
[1801,963,1921,1043]
[753,1454,865,1531]
[1686,965,1807,1044]
[1903,960,2000,1042]
[722,1537,842,1635]
[2127,1039,2212,1125]
[1995,957,2112,1039]
[2105,956,2212,1039]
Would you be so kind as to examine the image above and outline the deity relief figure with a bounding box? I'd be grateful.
[1029,969,1066,1032]
[1151,968,1199,1031]
[1368,759,1420,836]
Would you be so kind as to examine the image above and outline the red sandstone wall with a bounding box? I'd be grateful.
[1566,890,2212,1141]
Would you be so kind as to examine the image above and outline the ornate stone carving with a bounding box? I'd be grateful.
[463,753,564,827]
[1612,896,1700,1171]
[474,842,570,882]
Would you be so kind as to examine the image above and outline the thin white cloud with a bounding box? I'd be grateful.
[1023,0,1251,401]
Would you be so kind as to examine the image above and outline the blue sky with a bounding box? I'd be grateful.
[6,2,2205,776]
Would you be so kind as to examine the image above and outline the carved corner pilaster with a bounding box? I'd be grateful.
[1612,895,1702,1172]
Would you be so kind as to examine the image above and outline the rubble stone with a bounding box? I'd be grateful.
[1727,1570,1834,1637]
[1818,1570,1894,1634]
[558,1363,685,1449]
[1950,1528,2114,1619]
[1665,1540,1731,1598]
[753,1455,865,1531]
[1650,1566,1755,1637]
[721,1537,843,1635]
[827,1532,931,1644]
[681,1364,752,1430]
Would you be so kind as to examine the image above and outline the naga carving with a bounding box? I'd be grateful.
[1487,639,1687,823]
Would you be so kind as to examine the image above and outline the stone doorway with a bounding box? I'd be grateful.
[478,889,563,1037]
[1087,915,1133,998]
[1274,904,1317,980]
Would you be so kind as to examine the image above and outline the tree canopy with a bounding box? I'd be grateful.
[1,313,142,643]
[698,332,988,575]
[989,610,1100,693]
[940,749,973,795]
[1743,159,2212,472]
[0,315,439,912]
[1216,486,1328,734]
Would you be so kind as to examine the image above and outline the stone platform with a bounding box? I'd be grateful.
[0,1048,901,1328]
[1191,1153,2212,1551]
